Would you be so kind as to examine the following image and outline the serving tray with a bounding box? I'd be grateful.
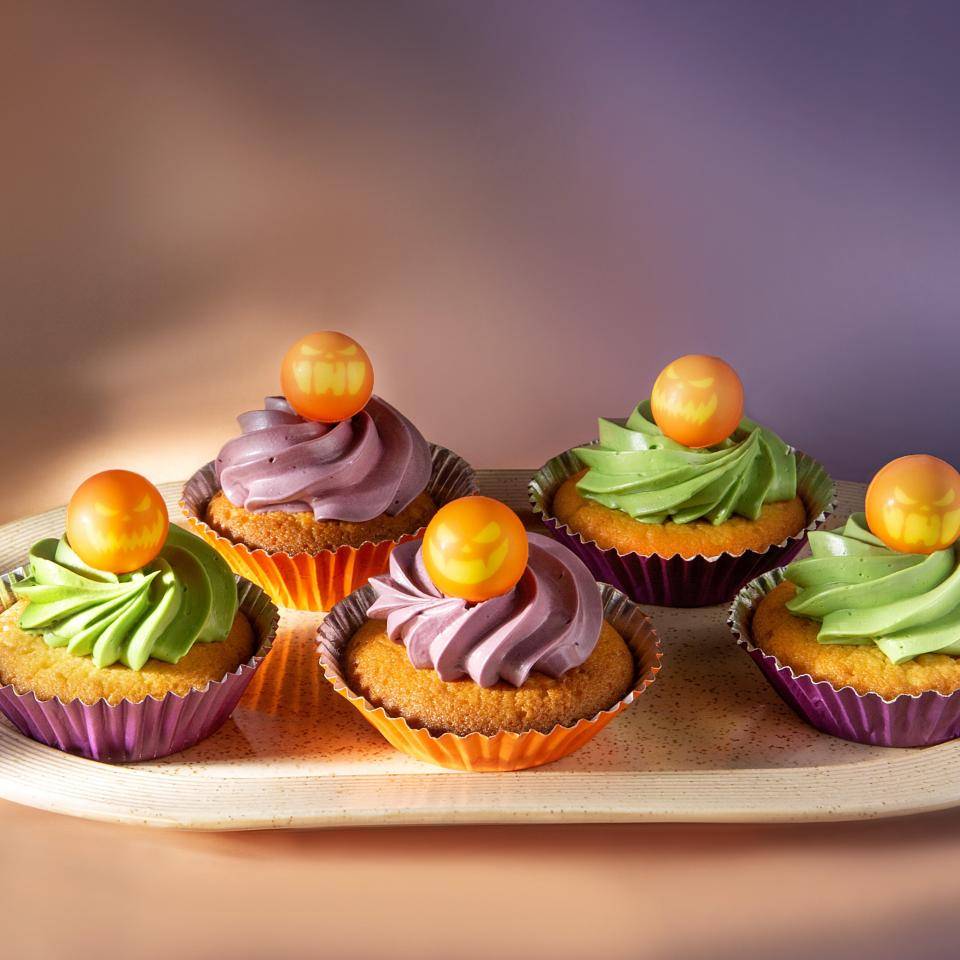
[1,472,959,830]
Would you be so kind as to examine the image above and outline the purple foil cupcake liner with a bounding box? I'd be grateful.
[0,569,278,762]
[529,447,835,608]
[729,568,960,748]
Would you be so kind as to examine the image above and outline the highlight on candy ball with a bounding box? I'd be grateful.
[280,330,374,423]
[65,470,169,574]
[865,454,960,554]
[422,496,529,603]
[650,354,744,449]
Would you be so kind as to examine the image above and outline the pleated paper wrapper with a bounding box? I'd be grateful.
[729,568,960,748]
[530,448,835,608]
[180,444,477,612]
[318,582,662,772]
[0,572,279,763]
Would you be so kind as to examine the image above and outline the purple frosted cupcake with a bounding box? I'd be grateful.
[318,498,662,771]
[181,332,477,611]
[205,394,439,554]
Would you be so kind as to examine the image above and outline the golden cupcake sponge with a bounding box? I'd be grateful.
[0,600,256,705]
[205,490,436,553]
[553,470,806,559]
[753,581,960,699]
[344,618,634,737]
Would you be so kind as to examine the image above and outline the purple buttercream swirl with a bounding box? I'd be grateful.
[366,533,603,687]
[215,395,432,523]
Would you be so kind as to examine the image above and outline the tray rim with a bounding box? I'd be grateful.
[3,471,960,830]
[3,724,960,828]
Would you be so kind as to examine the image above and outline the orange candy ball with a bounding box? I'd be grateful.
[865,455,960,554]
[280,331,374,423]
[66,470,169,574]
[422,496,529,602]
[650,354,744,448]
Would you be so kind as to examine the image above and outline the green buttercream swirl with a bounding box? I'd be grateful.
[12,525,238,671]
[573,400,797,524]
[784,513,960,665]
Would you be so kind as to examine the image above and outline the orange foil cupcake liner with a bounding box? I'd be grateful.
[318,582,662,772]
[180,444,477,612]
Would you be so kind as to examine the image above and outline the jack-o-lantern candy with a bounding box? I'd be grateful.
[280,331,374,423]
[422,496,529,602]
[865,455,960,554]
[66,470,169,574]
[650,354,744,448]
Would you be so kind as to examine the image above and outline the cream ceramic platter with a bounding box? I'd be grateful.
[1,472,959,830]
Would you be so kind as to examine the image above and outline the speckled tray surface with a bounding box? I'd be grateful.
[2,471,960,829]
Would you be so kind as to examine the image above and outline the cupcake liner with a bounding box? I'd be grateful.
[318,582,662,772]
[729,568,960,747]
[529,447,835,608]
[180,444,478,611]
[0,570,278,762]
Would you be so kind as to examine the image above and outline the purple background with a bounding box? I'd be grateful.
[2,0,959,523]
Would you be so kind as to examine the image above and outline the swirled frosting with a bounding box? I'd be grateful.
[784,513,960,664]
[366,533,603,687]
[574,400,797,524]
[215,395,432,523]
[12,526,238,671]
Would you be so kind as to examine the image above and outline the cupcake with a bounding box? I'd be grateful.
[181,331,477,610]
[730,454,960,747]
[0,470,277,762]
[319,496,661,771]
[531,353,834,606]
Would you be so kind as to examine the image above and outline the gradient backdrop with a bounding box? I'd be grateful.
[2,1,960,523]
[3,6,960,959]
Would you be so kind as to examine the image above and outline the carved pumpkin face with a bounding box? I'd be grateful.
[66,470,169,573]
[280,331,374,423]
[422,496,529,602]
[865,455,960,554]
[650,354,744,448]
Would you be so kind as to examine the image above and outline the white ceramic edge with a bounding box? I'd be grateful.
[2,721,960,829]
